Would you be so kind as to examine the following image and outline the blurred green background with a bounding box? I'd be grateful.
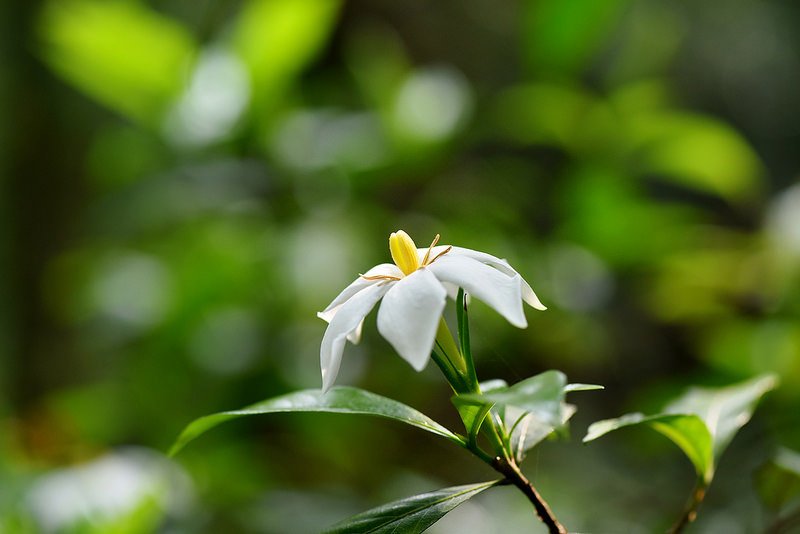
[2,0,800,532]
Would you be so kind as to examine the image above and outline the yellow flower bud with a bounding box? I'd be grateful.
[389,230,420,276]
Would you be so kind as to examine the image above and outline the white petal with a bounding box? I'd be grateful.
[319,304,364,344]
[317,263,403,322]
[428,255,528,328]
[376,268,447,371]
[440,281,460,300]
[348,319,364,344]
[320,282,392,391]
[448,246,546,311]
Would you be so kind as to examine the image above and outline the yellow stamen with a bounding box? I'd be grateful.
[389,230,421,276]
[428,245,452,264]
[421,234,441,266]
[360,274,401,281]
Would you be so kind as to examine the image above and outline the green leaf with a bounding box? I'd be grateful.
[458,372,599,461]
[170,387,463,456]
[584,374,778,484]
[231,0,341,115]
[664,374,779,459]
[585,413,713,482]
[493,82,594,150]
[451,396,494,445]
[460,370,567,426]
[479,379,509,393]
[523,0,629,76]
[627,112,763,202]
[456,288,477,390]
[507,403,577,461]
[323,480,501,534]
[38,0,195,127]
[756,448,800,513]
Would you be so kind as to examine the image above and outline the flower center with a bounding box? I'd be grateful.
[361,231,452,282]
[389,230,421,275]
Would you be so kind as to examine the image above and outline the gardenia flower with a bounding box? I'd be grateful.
[318,231,546,391]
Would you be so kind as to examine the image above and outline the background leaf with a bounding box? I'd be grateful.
[584,375,778,483]
[231,0,341,116]
[626,112,763,202]
[523,0,630,76]
[756,447,800,514]
[323,480,501,534]
[39,0,195,126]
[170,387,463,455]
[664,374,779,459]
[584,413,713,482]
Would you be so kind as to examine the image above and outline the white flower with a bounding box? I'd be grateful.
[318,231,546,391]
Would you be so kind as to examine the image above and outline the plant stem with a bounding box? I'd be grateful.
[491,456,567,534]
[445,290,566,532]
[670,480,707,534]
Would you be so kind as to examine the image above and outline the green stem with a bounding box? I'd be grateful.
[436,317,508,458]
[444,289,565,533]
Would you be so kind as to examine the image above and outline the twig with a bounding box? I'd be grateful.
[670,481,707,533]
[491,456,568,534]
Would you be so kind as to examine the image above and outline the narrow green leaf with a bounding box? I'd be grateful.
[565,383,605,393]
[170,387,463,456]
[456,288,477,390]
[323,480,501,534]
